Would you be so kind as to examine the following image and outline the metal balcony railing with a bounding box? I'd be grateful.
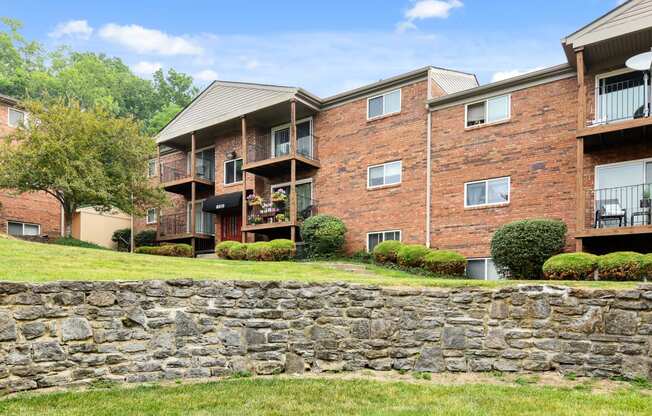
[159,157,214,183]
[585,183,652,229]
[591,78,649,126]
[247,134,317,164]
[159,212,188,237]
[245,196,317,226]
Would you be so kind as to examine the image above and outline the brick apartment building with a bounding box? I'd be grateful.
[0,94,63,239]
[141,0,652,279]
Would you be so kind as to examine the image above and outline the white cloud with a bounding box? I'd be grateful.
[194,69,218,81]
[49,20,93,40]
[405,0,463,20]
[491,67,545,83]
[98,23,203,56]
[132,61,162,75]
[398,0,463,32]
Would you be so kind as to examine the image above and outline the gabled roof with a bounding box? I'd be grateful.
[562,0,652,61]
[430,67,478,95]
[156,81,310,143]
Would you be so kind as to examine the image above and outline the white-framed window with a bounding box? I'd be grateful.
[224,158,243,185]
[147,159,157,178]
[465,94,510,127]
[367,89,401,120]
[7,221,40,237]
[146,208,157,225]
[366,230,401,252]
[367,160,402,189]
[465,177,510,207]
[466,258,501,280]
[8,108,26,128]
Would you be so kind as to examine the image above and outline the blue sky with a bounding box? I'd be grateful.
[4,0,624,96]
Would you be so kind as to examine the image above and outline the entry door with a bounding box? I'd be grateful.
[221,215,242,241]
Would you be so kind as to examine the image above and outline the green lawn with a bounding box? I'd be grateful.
[1,378,650,416]
[0,236,641,288]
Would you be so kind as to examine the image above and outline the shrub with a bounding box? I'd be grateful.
[134,229,157,247]
[111,228,131,251]
[135,243,192,257]
[300,215,347,258]
[372,240,404,264]
[53,237,106,250]
[597,252,645,281]
[396,244,430,268]
[642,254,652,279]
[542,253,599,280]
[269,239,296,261]
[216,241,239,259]
[490,219,567,279]
[423,250,467,276]
[350,250,373,263]
[246,242,274,261]
[227,243,248,260]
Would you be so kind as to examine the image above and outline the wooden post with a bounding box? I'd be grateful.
[241,116,247,243]
[575,49,586,253]
[156,145,161,242]
[190,132,197,178]
[156,145,161,181]
[576,48,586,131]
[290,99,297,157]
[190,132,197,256]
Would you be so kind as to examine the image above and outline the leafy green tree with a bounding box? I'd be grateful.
[146,102,183,135]
[0,100,166,236]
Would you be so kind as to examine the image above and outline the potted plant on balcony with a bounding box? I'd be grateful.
[642,187,651,209]
[247,193,262,207]
[248,214,263,225]
[275,213,287,222]
[271,188,288,203]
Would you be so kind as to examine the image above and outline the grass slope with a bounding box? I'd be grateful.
[0,236,641,288]
[1,378,650,416]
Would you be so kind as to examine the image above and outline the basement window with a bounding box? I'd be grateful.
[7,221,40,236]
[465,94,510,127]
[466,258,501,280]
[367,230,401,252]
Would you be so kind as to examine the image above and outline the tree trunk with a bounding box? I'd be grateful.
[64,208,74,238]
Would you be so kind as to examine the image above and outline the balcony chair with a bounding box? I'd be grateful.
[595,199,627,228]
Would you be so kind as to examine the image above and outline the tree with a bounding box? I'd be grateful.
[0,100,166,236]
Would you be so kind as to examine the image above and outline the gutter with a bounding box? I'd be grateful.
[427,64,576,111]
[425,69,433,248]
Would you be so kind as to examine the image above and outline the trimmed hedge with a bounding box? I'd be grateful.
[218,239,296,261]
[491,219,567,279]
[53,237,107,250]
[246,242,274,261]
[300,215,347,258]
[423,250,467,276]
[397,244,431,268]
[597,252,645,281]
[135,229,157,247]
[227,243,248,260]
[372,240,404,264]
[216,241,239,259]
[134,243,192,257]
[542,252,598,280]
[269,239,296,261]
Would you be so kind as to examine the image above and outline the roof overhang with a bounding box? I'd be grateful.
[428,64,576,111]
[0,93,17,106]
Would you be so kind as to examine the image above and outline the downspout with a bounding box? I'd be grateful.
[425,68,433,248]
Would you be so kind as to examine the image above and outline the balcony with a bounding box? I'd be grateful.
[579,75,652,137]
[578,183,652,238]
[158,211,215,240]
[159,157,215,195]
[244,133,320,177]
[242,193,317,232]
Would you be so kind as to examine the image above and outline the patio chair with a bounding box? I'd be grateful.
[595,199,627,228]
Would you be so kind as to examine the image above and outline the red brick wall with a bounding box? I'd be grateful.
[0,102,62,238]
[314,80,431,253]
[428,77,579,257]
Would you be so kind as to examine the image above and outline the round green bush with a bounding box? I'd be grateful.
[597,252,645,281]
[269,239,296,261]
[216,240,239,259]
[300,215,347,258]
[372,240,404,264]
[227,243,248,260]
[134,229,157,247]
[542,252,598,280]
[423,250,467,276]
[246,242,273,261]
[642,254,652,279]
[396,244,430,268]
[490,219,567,279]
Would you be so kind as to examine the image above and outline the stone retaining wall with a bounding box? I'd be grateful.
[0,280,651,393]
